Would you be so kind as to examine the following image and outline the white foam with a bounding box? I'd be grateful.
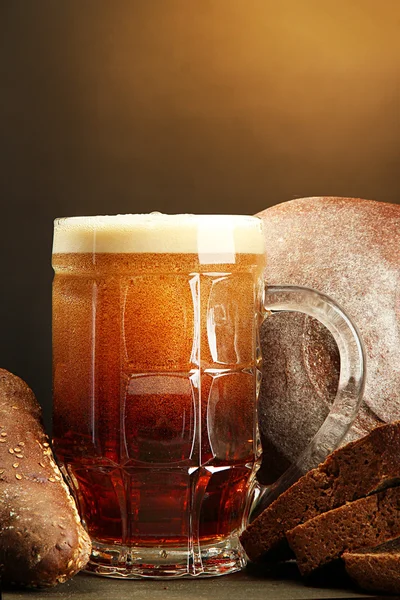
[52,213,265,256]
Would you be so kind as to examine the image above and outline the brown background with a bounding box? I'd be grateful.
[1,0,399,430]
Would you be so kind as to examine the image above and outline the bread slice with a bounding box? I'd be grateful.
[240,421,400,563]
[286,486,400,576]
[343,537,400,594]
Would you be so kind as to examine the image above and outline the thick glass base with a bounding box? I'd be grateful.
[85,535,247,579]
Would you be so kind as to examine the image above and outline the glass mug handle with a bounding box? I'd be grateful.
[251,285,366,519]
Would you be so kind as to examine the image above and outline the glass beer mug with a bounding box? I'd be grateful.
[52,214,364,578]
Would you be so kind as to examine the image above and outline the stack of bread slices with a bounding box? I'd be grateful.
[240,421,400,594]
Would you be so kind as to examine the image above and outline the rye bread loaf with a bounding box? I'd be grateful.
[286,486,400,577]
[0,369,91,587]
[343,537,400,594]
[257,197,400,484]
[240,421,400,563]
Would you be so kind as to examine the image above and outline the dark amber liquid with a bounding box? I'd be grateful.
[52,252,265,547]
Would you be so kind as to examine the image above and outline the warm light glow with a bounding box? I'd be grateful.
[63,1,400,206]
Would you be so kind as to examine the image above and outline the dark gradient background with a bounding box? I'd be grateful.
[1,0,399,430]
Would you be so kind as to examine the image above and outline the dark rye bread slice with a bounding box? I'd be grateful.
[240,421,400,563]
[343,537,400,594]
[0,369,91,587]
[286,486,400,577]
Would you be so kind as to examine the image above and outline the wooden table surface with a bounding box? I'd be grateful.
[2,562,380,600]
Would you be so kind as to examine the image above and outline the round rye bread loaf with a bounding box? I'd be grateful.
[256,197,400,484]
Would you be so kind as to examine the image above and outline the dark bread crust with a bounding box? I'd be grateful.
[286,486,400,576]
[343,538,400,594]
[256,197,400,484]
[240,421,400,563]
[0,369,91,587]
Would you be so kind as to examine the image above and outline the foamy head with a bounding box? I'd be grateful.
[52,213,265,257]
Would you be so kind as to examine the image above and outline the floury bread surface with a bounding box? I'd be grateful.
[53,213,265,256]
[256,197,400,483]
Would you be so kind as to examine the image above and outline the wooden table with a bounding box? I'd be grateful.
[3,562,378,600]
